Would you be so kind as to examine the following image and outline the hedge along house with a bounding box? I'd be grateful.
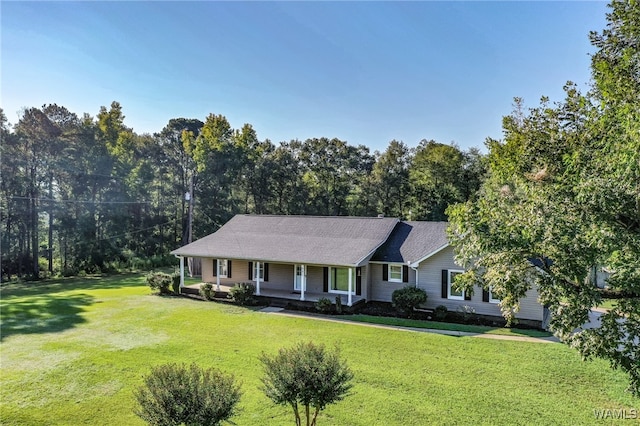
[171,215,545,326]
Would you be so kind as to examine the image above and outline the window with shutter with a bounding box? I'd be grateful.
[446,269,465,300]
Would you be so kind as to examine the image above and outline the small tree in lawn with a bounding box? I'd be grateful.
[134,363,241,426]
[260,341,353,426]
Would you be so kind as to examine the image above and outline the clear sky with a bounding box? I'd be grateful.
[2,1,608,152]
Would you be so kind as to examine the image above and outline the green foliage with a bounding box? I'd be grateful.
[260,342,353,426]
[456,305,477,324]
[447,0,639,396]
[1,100,483,281]
[134,363,241,426]
[315,297,332,314]
[199,282,213,300]
[1,274,636,425]
[409,140,485,220]
[171,272,181,294]
[434,305,448,321]
[334,296,343,314]
[392,286,427,317]
[146,272,172,295]
[228,282,256,306]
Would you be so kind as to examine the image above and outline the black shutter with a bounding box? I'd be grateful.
[402,265,409,283]
[248,262,253,280]
[355,267,362,296]
[441,270,448,298]
[264,263,269,282]
[382,264,388,281]
[212,259,217,277]
[464,288,471,301]
[228,260,232,278]
[482,288,490,302]
[323,267,329,292]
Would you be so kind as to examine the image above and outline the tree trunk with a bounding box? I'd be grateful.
[48,174,53,273]
[30,169,39,277]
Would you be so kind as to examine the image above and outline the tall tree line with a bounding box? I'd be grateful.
[0,103,485,280]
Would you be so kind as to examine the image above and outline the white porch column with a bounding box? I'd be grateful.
[255,261,261,296]
[300,265,306,301]
[179,256,185,289]
[348,267,353,307]
[216,260,221,291]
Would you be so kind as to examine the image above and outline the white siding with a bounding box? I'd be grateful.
[415,246,543,322]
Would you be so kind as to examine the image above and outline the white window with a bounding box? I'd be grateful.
[489,287,501,304]
[329,267,355,294]
[448,270,465,300]
[253,262,264,281]
[389,265,403,282]
[218,259,228,278]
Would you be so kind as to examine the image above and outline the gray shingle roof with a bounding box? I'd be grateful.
[171,215,399,267]
[371,221,449,264]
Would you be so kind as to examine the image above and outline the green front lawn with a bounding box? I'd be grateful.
[1,274,636,425]
[345,315,553,338]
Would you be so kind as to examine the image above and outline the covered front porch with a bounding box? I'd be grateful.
[177,256,366,307]
[182,282,366,306]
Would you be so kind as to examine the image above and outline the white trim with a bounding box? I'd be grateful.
[328,267,356,295]
[255,261,261,296]
[410,265,419,289]
[252,262,264,282]
[216,259,221,291]
[489,287,500,304]
[347,267,353,307]
[409,243,450,268]
[218,259,229,278]
[388,264,403,283]
[447,269,465,300]
[301,265,306,301]
[294,264,305,292]
[179,256,185,289]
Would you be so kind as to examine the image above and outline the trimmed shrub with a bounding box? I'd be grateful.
[434,305,448,321]
[200,282,213,300]
[392,286,427,317]
[261,342,353,426]
[457,304,476,323]
[146,272,172,295]
[335,296,343,314]
[315,297,333,314]
[134,363,241,426]
[171,272,181,294]
[228,282,255,305]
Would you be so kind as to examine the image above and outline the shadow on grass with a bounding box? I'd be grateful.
[0,292,95,341]
[0,272,145,299]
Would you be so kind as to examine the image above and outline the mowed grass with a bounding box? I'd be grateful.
[345,315,553,338]
[1,274,637,425]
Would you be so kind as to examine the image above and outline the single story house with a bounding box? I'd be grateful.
[171,215,544,325]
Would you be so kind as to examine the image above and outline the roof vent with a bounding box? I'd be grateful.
[377,214,384,218]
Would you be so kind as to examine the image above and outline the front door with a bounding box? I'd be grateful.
[294,265,304,291]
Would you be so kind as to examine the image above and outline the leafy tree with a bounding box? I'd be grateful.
[371,140,411,218]
[135,363,241,426]
[447,0,639,396]
[409,140,483,221]
[261,342,353,426]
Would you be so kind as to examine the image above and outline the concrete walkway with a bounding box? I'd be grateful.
[259,308,560,344]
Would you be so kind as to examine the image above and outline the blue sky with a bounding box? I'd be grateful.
[2,1,608,152]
